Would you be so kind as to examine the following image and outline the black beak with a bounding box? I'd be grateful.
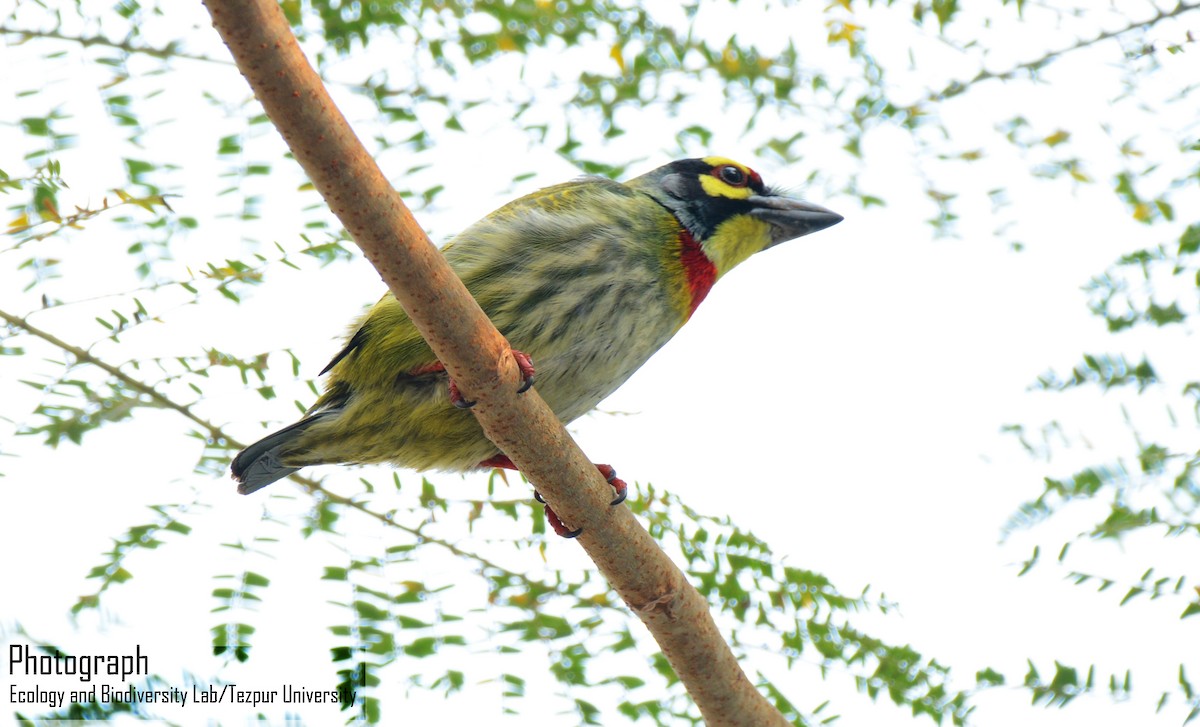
[748,195,843,247]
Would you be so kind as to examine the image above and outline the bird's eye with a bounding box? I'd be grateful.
[717,165,747,186]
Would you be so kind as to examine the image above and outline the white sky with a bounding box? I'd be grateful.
[2,0,1199,725]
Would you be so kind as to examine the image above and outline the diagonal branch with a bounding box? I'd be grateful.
[198,1,786,724]
[0,26,231,65]
[934,1,1200,100]
[0,305,607,615]
[0,307,218,437]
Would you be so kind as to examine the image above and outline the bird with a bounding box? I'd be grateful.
[231,156,842,535]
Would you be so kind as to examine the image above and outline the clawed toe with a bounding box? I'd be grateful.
[512,349,535,394]
[543,505,583,538]
[595,464,628,506]
[607,478,628,506]
[479,455,630,539]
[445,349,534,407]
[448,378,476,409]
[536,464,628,537]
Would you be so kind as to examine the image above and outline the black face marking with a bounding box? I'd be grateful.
[647,159,772,241]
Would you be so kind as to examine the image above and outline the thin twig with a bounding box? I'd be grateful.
[0,307,218,436]
[0,305,588,606]
[1,26,231,65]
[934,1,1200,99]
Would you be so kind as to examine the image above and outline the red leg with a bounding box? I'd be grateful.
[594,464,628,506]
[543,507,582,539]
[478,454,516,470]
[478,456,627,538]
[448,378,474,409]
[416,350,535,409]
[408,362,446,375]
[512,350,536,394]
[406,361,476,408]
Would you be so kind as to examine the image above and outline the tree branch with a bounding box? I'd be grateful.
[0,26,231,65]
[0,305,626,624]
[198,1,785,724]
[934,1,1200,100]
[0,307,219,438]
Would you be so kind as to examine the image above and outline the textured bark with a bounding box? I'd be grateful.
[200,2,789,724]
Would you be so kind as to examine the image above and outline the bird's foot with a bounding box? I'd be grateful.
[538,504,583,538]
[481,455,627,538]
[594,464,628,507]
[512,349,536,394]
[448,377,475,409]
[442,349,535,409]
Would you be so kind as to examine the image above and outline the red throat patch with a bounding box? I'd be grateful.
[679,228,717,317]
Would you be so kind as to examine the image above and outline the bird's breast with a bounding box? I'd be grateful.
[501,277,680,424]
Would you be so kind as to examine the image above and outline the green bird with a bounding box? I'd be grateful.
[231,156,841,535]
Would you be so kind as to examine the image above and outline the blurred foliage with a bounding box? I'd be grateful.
[3,0,1200,724]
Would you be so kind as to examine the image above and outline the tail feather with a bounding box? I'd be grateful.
[231,415,328,494]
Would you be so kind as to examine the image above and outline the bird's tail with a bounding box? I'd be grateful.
[231,414,328,494]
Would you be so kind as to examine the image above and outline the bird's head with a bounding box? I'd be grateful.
[633,156,842,276]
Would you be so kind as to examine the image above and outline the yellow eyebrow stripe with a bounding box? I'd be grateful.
[698,156,754,199]
[702,155,740,168]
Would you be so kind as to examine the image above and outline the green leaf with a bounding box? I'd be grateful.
[1180,224,1200,254]
[1119,586,1144,606]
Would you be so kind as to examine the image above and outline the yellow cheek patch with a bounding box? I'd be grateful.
[698,156,754,200]
[704,214,775,276]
